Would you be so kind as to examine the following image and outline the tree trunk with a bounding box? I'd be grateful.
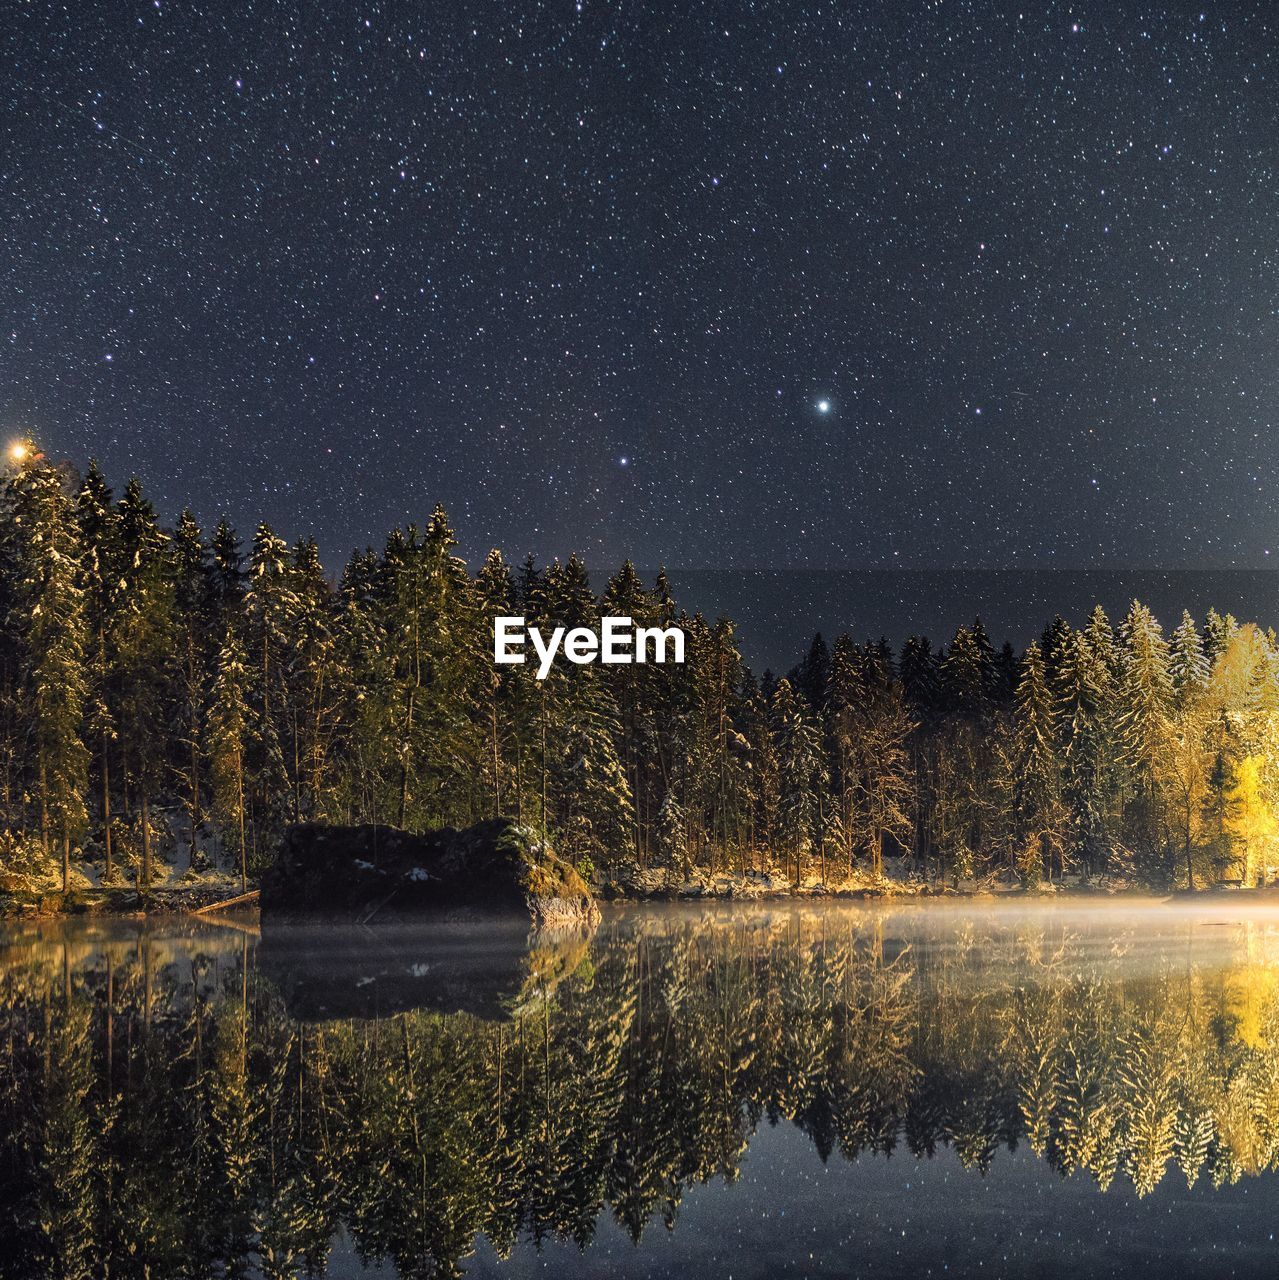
[540,693,548,832]
[491,691,502,817]
[237,749,247,892]
[39,760,49,857]
[515,739,524,824]
[292,708,301,823]
[188,735,201,870]
[398,688,414,829]
[101,737,113,881]
[140,792,152,897]
[61,831,70,894]
[819,793,826,885]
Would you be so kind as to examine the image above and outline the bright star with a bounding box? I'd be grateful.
[816,400,831,413]
[619,456,629,466]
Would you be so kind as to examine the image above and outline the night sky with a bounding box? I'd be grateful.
[4,2,1278,582]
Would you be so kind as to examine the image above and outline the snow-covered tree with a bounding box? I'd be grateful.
[1117,601,1175,881]
[74,459,119,878]
[1013,641,1062,883]
[8,452,90,888]
[114,478,176,893]
[208,627,251,889]
[772,678,820,885]
[1169,611,1209,702]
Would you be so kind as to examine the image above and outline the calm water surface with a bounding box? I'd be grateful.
[5,900,1279,1278]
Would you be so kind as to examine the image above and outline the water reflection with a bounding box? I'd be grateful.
[4,902,1279,1276]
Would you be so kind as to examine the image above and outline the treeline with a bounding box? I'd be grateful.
[3,913,1278,1275]
[2,447,1277,892]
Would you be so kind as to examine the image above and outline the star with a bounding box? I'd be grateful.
[0,0,1264,585]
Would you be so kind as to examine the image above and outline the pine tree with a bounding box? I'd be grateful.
[1013,642,1061,884]
[0,498,16,839]
[1243,632,1279,759]
[688,617,748,869]
[517,554,557,833]
[993,640,1020,706]
[1202,607,1236,672]
[555,675,635,877]
[422,506,486,825]
[173,510,213,867]
[935,623,998,880]
[1040,615,1073,688]
[602,559,666,861]
[74,460,119,878]
[477,548,518,818]
[942,624,994,724]
[208,628,251,889]
[243,523,295,854]
[113,478,176,894]
[210,518,247,625]
[852,662,916,882]
[1166,612,1210,889]
[1201,719,1241,883]
[791,634,830,713]
[898,634,941,871]
[899,634,941,724]
[655,788,688,878]
[332,553,392,825]
[1169,611,1209,701]
[285,537,335,821]
[738,668,779,873]
[1081,605,1124,855]
[1117,601,1174,878]
[826,635,861,872]
[1083,606,1122,686]
[1055,629,1105,876]
[538,553,635,873]
[7,452,90,889]
[772,679,820,885]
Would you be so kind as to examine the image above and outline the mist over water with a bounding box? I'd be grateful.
[6,900,1279,1277]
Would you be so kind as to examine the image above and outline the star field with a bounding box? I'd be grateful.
[3,2,1278,571]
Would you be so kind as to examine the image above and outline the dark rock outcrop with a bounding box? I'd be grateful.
[260,817,600,928]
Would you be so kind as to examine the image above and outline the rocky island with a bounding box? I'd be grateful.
[260,817,600,929]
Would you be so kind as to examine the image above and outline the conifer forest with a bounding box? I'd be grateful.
[4,448,1278,898]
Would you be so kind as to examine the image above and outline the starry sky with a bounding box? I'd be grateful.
[3,2,1279,578]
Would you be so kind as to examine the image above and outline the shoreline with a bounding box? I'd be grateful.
[3,878,1274,921]
[0,883,255,920]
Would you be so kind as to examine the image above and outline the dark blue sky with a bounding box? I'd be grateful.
[4,2,1278,578]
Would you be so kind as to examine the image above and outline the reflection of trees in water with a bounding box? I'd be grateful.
[3,914,1279,1275]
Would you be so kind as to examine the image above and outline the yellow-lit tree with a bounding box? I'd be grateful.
[1225,755,1278,886]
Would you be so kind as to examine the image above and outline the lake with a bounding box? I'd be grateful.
[4,900,1279,1278]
